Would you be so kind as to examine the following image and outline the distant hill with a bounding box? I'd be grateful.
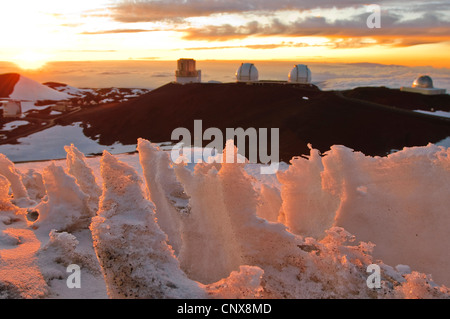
[343,86,450,112]
[57,82,450,161]
[43,81,151,106]
[43,82,95,97]
[0,73,71,101]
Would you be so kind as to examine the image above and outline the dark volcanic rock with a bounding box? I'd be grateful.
[0,73,20,98]
[42,81,69,89]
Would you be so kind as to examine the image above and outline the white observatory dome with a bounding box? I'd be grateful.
[288,64,311,84]
[236,63,258,82]
[412,75,433,88]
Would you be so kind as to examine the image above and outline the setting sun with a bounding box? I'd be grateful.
[12,51,50,70]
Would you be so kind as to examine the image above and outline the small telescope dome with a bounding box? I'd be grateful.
[412,75,433,89]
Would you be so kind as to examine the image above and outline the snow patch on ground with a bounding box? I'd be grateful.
[414,110,450,119]
[1,121,29,131]
[10,76,71,102]
[48,84,95,98]
[0,122,137,162]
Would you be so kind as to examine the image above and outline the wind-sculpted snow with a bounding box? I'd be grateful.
[21,169,46,202]
[32,163,91,234]
[90,151,264,298]
[90,151,203,298]
[256,184,283,223]
[171,141,416,298]
[0,154,33,207]
[0,175,17,212]
[173,141,312,297]
[0,142,449,298]
[64,144,101,213]
[137,138,184,256]
[139,139,450,298]
[277,144,338,238]
[278,143,450,287]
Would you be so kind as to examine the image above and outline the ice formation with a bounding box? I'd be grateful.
[21,169,46,202]
[90,151,263,299]
[277,145,337,238]
[38,230,101,275]
[33,163,91,234]
[0,154,33,207]
[0,175,16,212]
[173,141,309,294]
[204,265,264,298]
[256,183,283,223]
[36,229,107,298]
[173,142,384,298]
[90,151,203,298]
[0,141,449,299]
[137,138,184,255]
[278,144,450,286]
[64,144,101,213]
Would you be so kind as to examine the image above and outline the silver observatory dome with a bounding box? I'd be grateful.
[412,75,434,89]
[235,63,259,82]
[288,64,311,84]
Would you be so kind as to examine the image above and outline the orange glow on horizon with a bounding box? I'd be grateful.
[12,51,50,70]
[0,1,449,70]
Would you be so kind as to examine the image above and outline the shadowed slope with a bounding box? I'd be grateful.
[56,82,450,160]
[0,73,20,98]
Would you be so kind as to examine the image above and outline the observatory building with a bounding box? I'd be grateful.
[236,63,259,82]
[288,64,311,84]
[400,75,446,95]
[0,100,22,117]
[175,59,201,84]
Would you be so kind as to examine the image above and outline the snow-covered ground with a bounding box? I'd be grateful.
[0,139,449,299]
[45,83,151,106]
[45,84,95,98]
[9,75,71,102]
[0,74,151,116]
[414,110,450,119]
[0,122,136,162]
[1,120,29,131]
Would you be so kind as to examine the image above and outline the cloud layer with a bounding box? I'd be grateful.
[181,12,450,46]
[110,0,443,22]
[105,0,450,48]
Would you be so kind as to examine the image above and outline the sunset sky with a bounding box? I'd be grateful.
[1,0,450,69]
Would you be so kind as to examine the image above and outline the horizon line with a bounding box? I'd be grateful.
[0,59,448,70]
